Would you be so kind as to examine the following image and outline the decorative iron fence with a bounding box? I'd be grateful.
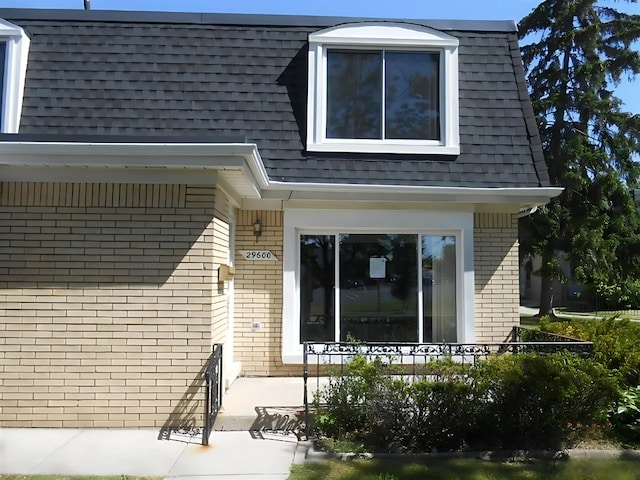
[302,326,594,439]
[202,343,223,446]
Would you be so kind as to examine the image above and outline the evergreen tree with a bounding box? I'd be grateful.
[518,0,640,314]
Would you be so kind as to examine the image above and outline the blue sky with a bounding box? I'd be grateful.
[2,0,639,114]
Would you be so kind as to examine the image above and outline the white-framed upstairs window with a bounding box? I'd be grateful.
[0,19,30,133]
[306,22,460,155]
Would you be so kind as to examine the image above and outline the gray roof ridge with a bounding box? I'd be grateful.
[0,8,516,32]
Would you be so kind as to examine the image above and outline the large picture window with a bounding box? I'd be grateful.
[283,209,474,363]
[299,232,456,343]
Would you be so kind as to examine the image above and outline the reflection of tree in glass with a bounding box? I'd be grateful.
[339,234,387,287]
[385,235,417,310]
[422,236,456,284]
[300,235,334,341]
[301,236,334,315]
[326,50,382,139]
[385,52,440,140]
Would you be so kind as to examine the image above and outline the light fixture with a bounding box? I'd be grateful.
[253,219,263,241]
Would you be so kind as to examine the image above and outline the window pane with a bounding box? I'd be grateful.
[300,235,335,342]
[422,236,456,342]
[385,52,440,140]
[326,50,382,139]
[339,234,418,342]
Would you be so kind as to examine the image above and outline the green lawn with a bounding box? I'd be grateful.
[519,315,541,330]
[288,457,640,480]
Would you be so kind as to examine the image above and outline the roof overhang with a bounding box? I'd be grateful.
[0,140,562,210]
[0,141,270,206]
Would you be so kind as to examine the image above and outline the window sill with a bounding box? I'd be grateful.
[307,141,460,156]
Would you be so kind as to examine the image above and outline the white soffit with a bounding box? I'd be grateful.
[0,141,269,199]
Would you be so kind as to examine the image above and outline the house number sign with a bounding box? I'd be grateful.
[240,250,278,261]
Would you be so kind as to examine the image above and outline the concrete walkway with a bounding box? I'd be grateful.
[0,376,319,478]
[0,428,303,479]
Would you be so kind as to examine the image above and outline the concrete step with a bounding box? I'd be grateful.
[213,405,305,433]
[211,376,326,433]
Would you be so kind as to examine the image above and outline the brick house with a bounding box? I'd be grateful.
[0,9,560,428]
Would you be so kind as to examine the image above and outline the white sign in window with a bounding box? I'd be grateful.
[369,257,386,279]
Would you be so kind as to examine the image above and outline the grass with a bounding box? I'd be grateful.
[288,456,640,480]
[519,315,541,330]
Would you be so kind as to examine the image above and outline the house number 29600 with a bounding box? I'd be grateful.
[240,250,278,261]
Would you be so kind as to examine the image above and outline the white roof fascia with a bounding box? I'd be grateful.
[265,180,562,206]
[0,141,269,198]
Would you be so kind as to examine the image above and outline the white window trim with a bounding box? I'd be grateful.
[306,22,460,155]
[282,208,475,364]
[0,19,30,134]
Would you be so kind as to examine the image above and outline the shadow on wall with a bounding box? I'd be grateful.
[1,208,214,287]
[158,362,207,443]
[474,220,518,293]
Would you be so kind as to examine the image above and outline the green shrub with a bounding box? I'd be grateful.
[313,355,385,439]
[313,353,617,452]
[404,379,476,451]
[470,353,618,450]
[610,385,640,446]
[365,374,476,453]
[541,316,640,388]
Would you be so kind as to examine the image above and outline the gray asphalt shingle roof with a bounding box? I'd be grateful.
[1,9,550,188]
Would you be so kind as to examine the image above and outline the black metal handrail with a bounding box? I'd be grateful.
[202,343,223,446]
[302,327,594,439]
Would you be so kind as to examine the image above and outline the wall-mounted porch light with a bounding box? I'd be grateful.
[253,219,263,242]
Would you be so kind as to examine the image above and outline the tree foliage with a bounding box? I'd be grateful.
[518,0,640,313]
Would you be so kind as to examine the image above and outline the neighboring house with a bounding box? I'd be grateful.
[520,252,583,309]
[0,8,560,429]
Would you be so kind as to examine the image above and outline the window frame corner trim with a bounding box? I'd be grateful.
[0,19,31,134]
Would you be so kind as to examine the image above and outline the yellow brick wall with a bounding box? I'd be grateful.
[474,212,520,343]
[232,210,521,373]
[211,193,232,346]
[233,210,299,376]
[0,182,221,428]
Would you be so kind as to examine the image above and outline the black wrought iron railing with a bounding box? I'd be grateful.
[302,326,594,439]
[202,343,223,446]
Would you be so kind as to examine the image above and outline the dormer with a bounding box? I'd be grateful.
[306,22,460,155]
[0,19,30,133]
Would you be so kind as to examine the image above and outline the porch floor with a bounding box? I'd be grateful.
[214,376,328,432]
